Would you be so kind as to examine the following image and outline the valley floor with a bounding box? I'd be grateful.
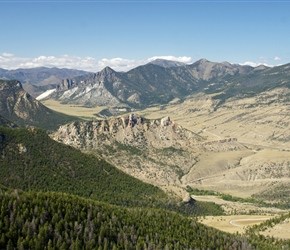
[42,95,290,242]
[194,195,290,239]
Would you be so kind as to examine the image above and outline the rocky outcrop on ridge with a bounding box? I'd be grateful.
[51,114,246,191]
[0,79,79,130]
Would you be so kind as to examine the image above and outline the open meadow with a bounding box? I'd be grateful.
[42,99,106,119]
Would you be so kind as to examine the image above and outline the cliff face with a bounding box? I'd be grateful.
[51,114,245,190]
[0,80,41,122]
[52,114,199,150]
[0,80,79,130]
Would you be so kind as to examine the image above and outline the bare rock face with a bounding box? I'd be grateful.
[0,79,77,130]
[51,114,246,195]
[41,58,272,109]
[53,114,199,150]
[182,192,193,203]
[0,80,43,122]
[160,116,170,126]
[57,79,75,91]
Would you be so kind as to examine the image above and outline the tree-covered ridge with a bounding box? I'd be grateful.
[0,126,165,206]
[0,190,253,250]
[0,126,223,216]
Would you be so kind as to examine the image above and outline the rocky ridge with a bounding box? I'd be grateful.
[0,67,90,97]
[39,59,278,109]
[4,59,290,114]
[0,79,79,130]
[51,114,246,195]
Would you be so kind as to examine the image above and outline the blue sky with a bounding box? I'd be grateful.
[1,0,290,72]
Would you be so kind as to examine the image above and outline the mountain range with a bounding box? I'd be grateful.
[2,59,290,248]
[33,59,290,114]
[0,67,89,97]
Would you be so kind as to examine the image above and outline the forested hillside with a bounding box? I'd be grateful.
[0,190,254,250]
[0,126,223,216]
[0,126,165,207]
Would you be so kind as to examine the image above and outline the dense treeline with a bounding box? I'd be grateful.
[0,126,223,216]
[0,190,253,250]
[0,126,164,206]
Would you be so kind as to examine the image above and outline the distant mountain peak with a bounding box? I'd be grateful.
[17,59,290,113]
[0,67,90,97]
[101,66,115,73]
[221,61,232,67]
[148,59,186,68]
[97,66,116,77]
[196,58,210,64]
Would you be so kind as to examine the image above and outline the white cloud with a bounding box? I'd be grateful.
[147,56,192,64]
[1,52,14,57]
[274,56,281,61]
[98,58,139,72]
[239,61,273,67]
[0,54,193,72]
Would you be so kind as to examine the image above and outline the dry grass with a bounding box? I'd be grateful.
[138,91,290,150]
[192,195,284,215]
[199,215,275,234]
[261,219,290,240]
[42,99,105,119]
[194,195,290,239]
[201,215,290,240]
[43,94,290,240]
[43,93,290,200]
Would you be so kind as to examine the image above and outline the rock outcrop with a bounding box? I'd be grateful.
[0,79,78,130]
[51,114,246,194]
